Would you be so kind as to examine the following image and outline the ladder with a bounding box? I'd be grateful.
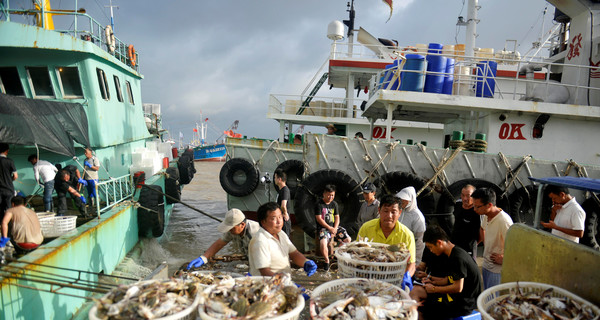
[297,72,328,115]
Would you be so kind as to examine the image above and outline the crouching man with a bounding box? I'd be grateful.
[0,196,44,254]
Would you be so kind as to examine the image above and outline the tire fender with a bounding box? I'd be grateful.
[581,197,600,251]
[507,185,552,225]
[137,185,165,238]
[165,167,181,204]
[374,171,436,215]
[219,158,259,197]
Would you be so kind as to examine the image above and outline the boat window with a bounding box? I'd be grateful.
[114,75,123,102]
[56,67,83,99]
[0,67,25,96]
[26,67,55,98]
[96,68,110,100]
[126,80,134,105]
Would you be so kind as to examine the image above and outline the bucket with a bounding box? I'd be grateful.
[442,58,455,95]
[452,131,464,141]
[171,147,178,158]
[400,54,426,92]
[415,43,428,54]
[406,139,414,145]
[454,65,472,96]
[442,44,455,56]
[475,60,498,98]
[162,157,169,169]
[454,44,465,61]
[476,48,494,60]
[133,171,145,189]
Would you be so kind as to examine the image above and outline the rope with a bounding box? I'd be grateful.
[255,140,280,166]
[417,143,450,191]
[498,152,531,197]
[417,146,464,197]
[353,142,398,193]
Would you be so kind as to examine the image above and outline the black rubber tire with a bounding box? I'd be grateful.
[435,178,509,234]
[183,149,197,175]
[581,197,600,251]
[219,158,259,197]
[273,160,305,199]
[507,185,552,226]
[178,153,193,185]
[165,167,181,204]
[137,185,165,238]
[374,171,436,215]
[293,169,361,239]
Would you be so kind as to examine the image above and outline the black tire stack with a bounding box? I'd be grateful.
[178,149,196,185]
[165,167,181,204]
[137,185,165,238]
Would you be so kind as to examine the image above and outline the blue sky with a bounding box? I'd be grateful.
[75,0,555,143]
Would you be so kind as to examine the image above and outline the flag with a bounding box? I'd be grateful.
[179,131,183,138]
[205,118,209,122]
[383,0,393,22]
[193,128,198,132]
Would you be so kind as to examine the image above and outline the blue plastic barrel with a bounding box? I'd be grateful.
[475,60,498,98]
[442,58,455,95]
[400,54,426,92]
[424,43,446,93]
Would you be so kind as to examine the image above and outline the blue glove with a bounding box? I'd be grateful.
[303,260,317,276]
[187,255,207,270]
[0,237,10,248]
[402,271,413,291]
[84,161,92,169]
[78,178,88,186]
[79,196,87,204]
[295,283,310,301]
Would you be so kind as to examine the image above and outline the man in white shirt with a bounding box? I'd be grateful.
[28,154,58,212]
[541,185,585,243]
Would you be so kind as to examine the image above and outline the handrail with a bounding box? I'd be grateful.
[94,174,134,217]
[2,7,139,72]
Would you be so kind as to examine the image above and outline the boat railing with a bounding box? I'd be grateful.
[93,174,134,217]
[269,94,364,119]
[368,51,600,105]
[1,4,139,72]
[330,42,399,61]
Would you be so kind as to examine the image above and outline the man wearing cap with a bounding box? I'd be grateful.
[357,183,380,227]
[325,124,337,135]
[187,208,260,269]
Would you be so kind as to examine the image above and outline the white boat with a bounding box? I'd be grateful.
[221,0,600,251]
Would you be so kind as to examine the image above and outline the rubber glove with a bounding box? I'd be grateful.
[402,271,413,291]
[0,237,10,248]
[79,196,87,204]
[187,255,207,270]
[84,161,92,169]
[303,260,317,276]
[295,283,310,301]
[78,178,88,186]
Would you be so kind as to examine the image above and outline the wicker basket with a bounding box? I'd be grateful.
[53,215,77,233]
[310,278,417,320]
[198,276,304,320]
[477,282,600,320]
[89,279,201,320]
[36,212,56,236]
[335,242,409,286]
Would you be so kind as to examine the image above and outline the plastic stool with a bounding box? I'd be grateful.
[452,310,481,320]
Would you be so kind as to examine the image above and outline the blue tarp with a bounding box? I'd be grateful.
[529,176,600,193]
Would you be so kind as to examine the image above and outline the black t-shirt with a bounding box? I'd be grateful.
[451,203,480,254]
[54,170,72,194]
[277,185,290,212]
[315,199,339,229]
[421,246,450,277]
[0,156,16,193]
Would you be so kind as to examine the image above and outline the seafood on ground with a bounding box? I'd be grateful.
[487,284,599,320]
[173,270,236,285]
[310,279,419,319]
[93,279,200,320]
[199,273,302,319]
[336,241,410,264]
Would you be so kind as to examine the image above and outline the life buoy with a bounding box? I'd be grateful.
[273,160,304,199]
[165,167,181,204]
[374,171,436,215]
[105,25,115,53]
[508,186,552,225]
[137,185,165,238]
[400,46,418,56]
[219,158,259,197]
[435,178,509,234]
[581,197,600,250]
[128,44,137,67]
[293,169,361,238]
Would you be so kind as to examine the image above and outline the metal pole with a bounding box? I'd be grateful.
[465,0,478,59]
[533,183,544,229]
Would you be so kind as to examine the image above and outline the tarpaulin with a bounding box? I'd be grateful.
[0,94,89,156]
[529,176,600,193]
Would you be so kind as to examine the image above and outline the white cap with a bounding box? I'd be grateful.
[217,209,245,233]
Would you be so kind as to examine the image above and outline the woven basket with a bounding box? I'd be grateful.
[198,276,304,320]
[477,282,600,320]
[53,216,77,233]
[89,279,201,320]
[36,212,56,236]
[310,278,417,320]
[335,242,409,286]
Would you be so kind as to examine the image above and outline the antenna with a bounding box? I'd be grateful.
[105,0,119,31]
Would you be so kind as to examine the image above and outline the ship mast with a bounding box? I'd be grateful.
[464,0,478,59]
[344,0,356,116]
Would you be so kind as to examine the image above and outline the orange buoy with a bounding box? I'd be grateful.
[128,44,136,67]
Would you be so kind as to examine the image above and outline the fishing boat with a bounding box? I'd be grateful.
[221,0,600,252]
[0,1,192,318]
[188,118,227,162]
